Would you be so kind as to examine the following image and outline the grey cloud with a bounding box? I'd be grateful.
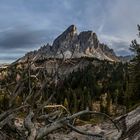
[111,41,131,56]
[0,25,59,64]
[0,27,53,50]
[0,56,20,63]
[0,0,140,63]
[0,56,18,60]
[99,34,132,56]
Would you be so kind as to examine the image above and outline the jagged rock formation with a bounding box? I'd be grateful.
[18,25,119,63]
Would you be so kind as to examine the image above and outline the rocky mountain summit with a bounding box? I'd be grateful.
[18,25,119,63]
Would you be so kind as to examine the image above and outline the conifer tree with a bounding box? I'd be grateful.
[129,25,140,102]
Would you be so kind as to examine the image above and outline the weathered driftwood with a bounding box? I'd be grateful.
[24,110,37,140]
[114,106,140,140]
[36,109,117,139]
[0,106,119,140]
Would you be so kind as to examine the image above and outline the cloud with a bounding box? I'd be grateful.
[99,34,126,45]
[0,24,58,63]
[0,25,58,50]
[99,34,131,56]
[98,23,104,34]
[0,53,21,64]
[0,31,41,49]
[0,0,140,62]
[100,0,140,37]
[112,42,131,56]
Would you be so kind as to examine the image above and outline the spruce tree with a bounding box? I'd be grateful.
[129,25,140,102]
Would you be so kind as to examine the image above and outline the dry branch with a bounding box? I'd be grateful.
[24,110,36,140]
[66,123,104,139]
[36,109,120,139]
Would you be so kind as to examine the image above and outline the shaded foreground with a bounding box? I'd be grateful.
[0,102,140,140]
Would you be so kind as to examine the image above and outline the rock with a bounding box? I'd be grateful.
[53,25,78,52]
[18,25,119,63]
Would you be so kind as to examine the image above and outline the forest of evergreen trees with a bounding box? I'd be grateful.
[53,61,128,114]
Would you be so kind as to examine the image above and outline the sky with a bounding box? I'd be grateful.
[0,0,140,63]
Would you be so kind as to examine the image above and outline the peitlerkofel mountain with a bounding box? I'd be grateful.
[18,25,119,63]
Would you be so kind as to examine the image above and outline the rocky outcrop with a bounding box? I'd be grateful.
[18,25,119,63]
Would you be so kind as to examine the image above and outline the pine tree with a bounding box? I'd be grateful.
[129,25,140,101]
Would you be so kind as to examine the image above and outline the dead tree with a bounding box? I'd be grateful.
[114,106,140,140]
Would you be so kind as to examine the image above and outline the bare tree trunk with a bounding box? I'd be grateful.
[24,110,37,140]
[115,106,140,140]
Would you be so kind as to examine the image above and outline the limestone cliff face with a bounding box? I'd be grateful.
[53,25,78,51]
[18,25,119,63]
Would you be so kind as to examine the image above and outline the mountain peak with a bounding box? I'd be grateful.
[52,25,78,52]
[20,25,119,62]
[66,25,77,34]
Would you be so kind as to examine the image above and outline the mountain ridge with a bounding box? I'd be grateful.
[18,25,120,63]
